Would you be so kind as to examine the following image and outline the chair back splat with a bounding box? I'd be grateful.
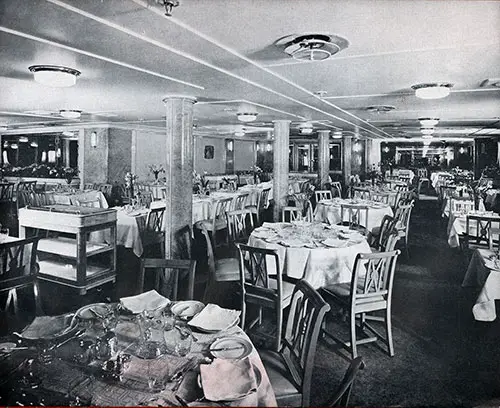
[260,280,330,407]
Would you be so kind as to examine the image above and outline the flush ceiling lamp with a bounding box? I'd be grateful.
[29,65,81,87]
[59,109,82,119]
[234,130,245,137]
[299,122,314,135]
[420,127,435,135]
[332,131,342,139]
[281,33,349,61]
[412,83,453,99]
[237,112,258,122]
[422,134,434,139]
[156,0,180,16]
[419,117,440,127]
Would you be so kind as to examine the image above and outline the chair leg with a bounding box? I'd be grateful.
[405,235,410,259]
[385,308,394,356]
[350,312,358,359]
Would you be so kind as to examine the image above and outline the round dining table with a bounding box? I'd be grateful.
[314,198,393,233]
[247,221,372,289]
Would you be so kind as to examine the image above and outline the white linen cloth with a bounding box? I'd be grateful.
[314,198,393,233]
[447,211,498,248]
[191,191,247,224]
[115,206,148,256]
[430,171,454,190]
[248,222,371,289]
[239,181,273,206]
[120,289,170,313]
[462,248,500,321]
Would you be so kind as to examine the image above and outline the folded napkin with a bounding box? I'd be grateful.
[188,304,240,332]
[21,314,75,340]
[199,357,257,401]
[120,290,170,314]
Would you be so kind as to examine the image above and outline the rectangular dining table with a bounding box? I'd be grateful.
[0,303,277,406]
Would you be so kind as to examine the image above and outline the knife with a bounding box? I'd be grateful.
[209,345,244,352]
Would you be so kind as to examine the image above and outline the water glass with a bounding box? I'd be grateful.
[174,325,192,357]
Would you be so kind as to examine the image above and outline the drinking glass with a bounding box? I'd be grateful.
[174,324,192,357]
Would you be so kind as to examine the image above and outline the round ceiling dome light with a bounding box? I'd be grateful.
[420,127,435,135]
[280,33,349,62]
[366,105,396,113]
[59,110,82,119]
[299,122,314,135]
[237,112,258,122]
[29,65,81,87]
[234,130,245,137]
[419,117,440,127]
[412,83,453,99]
[332,131,342,139]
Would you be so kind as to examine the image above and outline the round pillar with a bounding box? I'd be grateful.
[272,120,291,222]
[317,130,331,188]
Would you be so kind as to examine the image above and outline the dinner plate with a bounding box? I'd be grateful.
[171,301,205,320]
[75,303,112,321]
[209,336,253,360]
[19,314,79,341]
[0,342,18,352]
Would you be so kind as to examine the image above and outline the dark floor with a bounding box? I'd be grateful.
[5,195,500,406]
[311,198,500,407]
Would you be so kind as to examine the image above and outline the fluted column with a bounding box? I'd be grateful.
[163,95,196,258]
[273,120,291,222]
[317,130,331,188]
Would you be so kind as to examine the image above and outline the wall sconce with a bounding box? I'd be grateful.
[256,142,260,152]
[266,143,272,152]
[90,131,98,148]
[383,146,390,153]
[459,147,466,154]
[227,140,234,152]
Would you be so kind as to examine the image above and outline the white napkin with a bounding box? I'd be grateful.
[199,357,257,401]
[322,238,348,248]
[188,304,240,332]
[120,290,170,314]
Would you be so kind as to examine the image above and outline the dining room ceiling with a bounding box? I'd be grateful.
[0,0,499,140]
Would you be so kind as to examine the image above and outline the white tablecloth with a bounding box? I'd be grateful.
[239,181,273,206]
[463,248,500,321]
[448,211,499,248]
[314,198,393,233]
[192,191,249,224]
[247,222,372,289]
[430,171,454,190]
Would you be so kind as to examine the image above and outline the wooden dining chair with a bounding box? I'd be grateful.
[331,181,342,198]
[322,250,401,359]
[259,279,330,407]
[393,200,414,258]
[340,204,369,235]
[325,357,365,407]
[196,196,233,250]
[0,236,43,322]
[142,204,166,256]
[75,198,101,208]
[138,258,196,301]
[226,209,254,245]
[232,192,250,211]
[84,183,96,190]
[245,187,271,226]
[315,190,333,203]
[370,191,390,204]
[282,206,302,222]
[352,187,371,200]
[236,244,296,352]
[236,244,294,351]
[463,214,500,252]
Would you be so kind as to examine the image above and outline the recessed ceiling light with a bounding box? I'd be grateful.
[237,112,258,122]
[418,117,440,127]
[59,110,82,119]
[29,65,81,87]
[412,83,453,99]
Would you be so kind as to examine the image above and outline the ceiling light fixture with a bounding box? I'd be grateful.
[30,141,38,148]
[412,83,453,99]
[237,112,258,122]
[59,110,82,119]
[421,127,435,135]
[418,117,440,127]
[300,127,313,135]
[281,33,349,61]
[10,143,18,150]
[332,131,342,139]
[157,0,180,16]
[19,136,29,143]
[422,134,434,139]
[29,65,81,87]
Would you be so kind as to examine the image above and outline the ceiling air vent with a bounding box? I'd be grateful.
[366,105,396,113]
[279,33,349,61]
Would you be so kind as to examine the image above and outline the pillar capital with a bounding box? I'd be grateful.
[162,95,197,104]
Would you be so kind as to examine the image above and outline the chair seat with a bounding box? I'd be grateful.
[259,349,302,407]
[269,279,295,307]
[214,257,240,282]
[197,218,227,231]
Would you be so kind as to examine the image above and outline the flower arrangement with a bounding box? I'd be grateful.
[62,167,79,184]
[192,170,209,194]
[149,164,165,181]
[125,172,138,197]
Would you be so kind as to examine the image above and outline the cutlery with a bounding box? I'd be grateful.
[49,329,86,350]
